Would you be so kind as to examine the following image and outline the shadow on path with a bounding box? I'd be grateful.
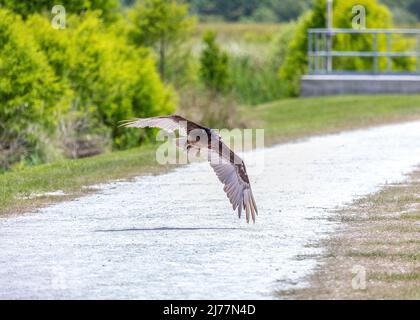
[94,227,242,232]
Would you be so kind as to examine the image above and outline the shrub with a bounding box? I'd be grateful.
[199,31,230,93]
[26,13,176,150]
[332,0,416,72]
[0,9,64,168]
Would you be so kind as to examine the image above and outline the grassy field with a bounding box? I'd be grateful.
[193,22,284,60]
[278,168,420,299]
[2,95,420,215]
[195,23,283,43]
[245,95,420,144]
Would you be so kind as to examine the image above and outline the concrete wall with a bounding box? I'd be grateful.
[301,75,420,97]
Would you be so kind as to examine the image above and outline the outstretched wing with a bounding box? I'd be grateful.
[120,115,195,136]
[208,141,258,223]
[122,114,258,223]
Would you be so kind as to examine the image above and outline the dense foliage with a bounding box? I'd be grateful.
[0,9,64,168]
[0,4,175,169]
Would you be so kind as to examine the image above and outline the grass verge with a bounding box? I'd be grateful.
[0,145,172,216]
[244,95,420,145]
[2,95,420,216]
[277,168,420,299]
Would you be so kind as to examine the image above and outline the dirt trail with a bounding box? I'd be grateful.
[1,121,420,299]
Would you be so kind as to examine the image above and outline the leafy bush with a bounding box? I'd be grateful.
[332,0,416,72]
[0,8,177,170]
[0,9,65,168]
[27,13,176,150]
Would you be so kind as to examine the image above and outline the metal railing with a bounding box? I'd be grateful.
[307,28,420,75]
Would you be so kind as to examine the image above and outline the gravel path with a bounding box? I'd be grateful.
[1,121,420,299]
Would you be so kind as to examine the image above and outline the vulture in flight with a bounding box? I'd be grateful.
[121,115,258,223]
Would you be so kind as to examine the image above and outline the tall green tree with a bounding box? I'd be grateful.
[129,0,195,81]
[199,31,229,93]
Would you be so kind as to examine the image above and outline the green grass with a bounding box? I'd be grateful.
[2,95,420,215]
[0,144,171,215]
[376,225,420,233]
[346,251,419,261]
[195,23,283,43]
[244,95,420,143]
[401,212,420,220]
[370,272,420,282]
[363,239,420,246]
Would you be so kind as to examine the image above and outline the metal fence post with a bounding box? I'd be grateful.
[386,33,391,73]
[418,35,420,73]
[314,33,319,73]
[326,0,333,73]
[308,31,313,73]
[327,30,333,73]
[323,32,327,72]
[373,33,378,74]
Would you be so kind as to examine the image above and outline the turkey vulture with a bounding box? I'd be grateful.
[120,115,258,223]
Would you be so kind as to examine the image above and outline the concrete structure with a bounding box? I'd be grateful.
[301,74,420,97]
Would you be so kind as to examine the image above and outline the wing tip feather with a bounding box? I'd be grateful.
[118,118,142,128]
